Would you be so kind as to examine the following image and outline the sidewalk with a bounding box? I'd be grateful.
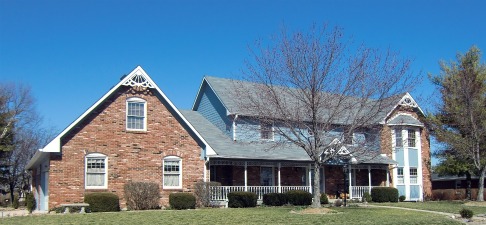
[362,204,486,224]
[0,209,47,218]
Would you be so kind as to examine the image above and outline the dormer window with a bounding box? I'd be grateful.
[126,97,146,131]
[407,129,416,147]
[260,122,274,140]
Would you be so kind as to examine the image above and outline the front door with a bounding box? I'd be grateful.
[260,167,274,186]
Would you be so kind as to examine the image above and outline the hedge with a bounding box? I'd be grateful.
[370,187,398,202]
[320,193,329,204]
[285,190,312,206]
[228,192,257,208]
[84,192,120,212]
[169,193,196,210]
[26,192,36,213]
[263,193,287,206]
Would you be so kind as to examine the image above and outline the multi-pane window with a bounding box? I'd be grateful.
[85,154,107,189]
[163,156,181,188]
[410,168,418,184]
[260,122,273,140]
[408,129,416,147]
[395,129,403,147]
[127,98,146,130]
[397,168,404,184]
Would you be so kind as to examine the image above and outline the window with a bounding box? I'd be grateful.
[410,168,418,184]
[126,97,146,131]
[407,129,416,147]
[395,129,403,147]
[397,168,404,184]
[260,122,273,140]
[163,156,181,189]
[85,153,107,189]
[344,132,353,145]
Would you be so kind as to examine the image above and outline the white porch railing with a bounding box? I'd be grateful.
[350,186,380,199]
[211,186,311,201]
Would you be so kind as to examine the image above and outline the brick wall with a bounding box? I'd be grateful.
[48,86,204,209]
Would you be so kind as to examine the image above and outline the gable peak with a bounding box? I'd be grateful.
[122,66,155,89]
[398,93,418,108]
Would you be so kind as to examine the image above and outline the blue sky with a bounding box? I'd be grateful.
[1,0,485,145]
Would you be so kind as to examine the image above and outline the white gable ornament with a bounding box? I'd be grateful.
[122,70,155,91]
[398,93,418,108]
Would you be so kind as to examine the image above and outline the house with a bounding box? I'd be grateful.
[26,66,431,211]
[431,173,486,200]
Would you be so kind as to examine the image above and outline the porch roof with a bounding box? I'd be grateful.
[181,110,396,165]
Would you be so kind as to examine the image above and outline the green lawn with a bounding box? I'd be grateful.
[371,201,486,215]
[1,206,461,225]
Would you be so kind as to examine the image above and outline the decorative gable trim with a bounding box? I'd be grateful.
[121,68,155,89]
[382,92,424,124]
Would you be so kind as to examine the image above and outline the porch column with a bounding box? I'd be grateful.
[277,163,281,193]
[244,161,248,192]
[368,165,372,191]
[308,164,312,194]
[348,165,352,199]
[386,166,390,187]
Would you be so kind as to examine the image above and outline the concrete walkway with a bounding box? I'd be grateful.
[362,204,486,224]
[0,209,47,218]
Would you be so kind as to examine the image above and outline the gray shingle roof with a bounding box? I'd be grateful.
[204,76,403,125]
[181,109,396,164]
[387,114,424,127]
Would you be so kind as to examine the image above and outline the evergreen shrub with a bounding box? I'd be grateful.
[169,193,196,210]
[285,190,312,206]
[227,192,257,208]
[84,192,120,212]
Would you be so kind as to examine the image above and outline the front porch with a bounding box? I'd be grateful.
[208,159,391,201]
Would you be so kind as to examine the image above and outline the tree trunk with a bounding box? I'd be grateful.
[311,162,321,208]
[9,184,15,207]
[466,171,472,200]
[477,166,486,201]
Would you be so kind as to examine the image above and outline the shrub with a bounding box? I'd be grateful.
[84,192,120,212]
[124,181,160,210]
[460,208,474,219]
[193,181,221,207]
[227,192,257,208]
[399,195,406,202]
[362,192,372,203]
[285,190,312,206]
[320,193,329,205]
[169,193,196,210]
[263,193,287,206]
[370,187,398,202]
[26,192,36,213]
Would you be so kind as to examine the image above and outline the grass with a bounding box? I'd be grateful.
[1,206,461,225]
[371,201,486,215]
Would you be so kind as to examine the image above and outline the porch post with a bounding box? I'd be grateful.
[386,166,390,187]
[368,165,372,190]
[348,165,352,199]
[278,163,281,193]
[308,164,312,194]
[244,161,248,192]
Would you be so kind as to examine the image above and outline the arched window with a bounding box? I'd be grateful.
[126,97,147,131]
[163,156,182,189]
[85,153,108,189]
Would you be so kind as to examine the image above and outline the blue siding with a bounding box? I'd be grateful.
[397,185,406,197]
[395,148,405,166]
[409,148,419,167]
[195,84,232,137]
[235,118,260,141]
[410,185,420,199]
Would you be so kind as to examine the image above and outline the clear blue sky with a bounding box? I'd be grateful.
[1,1,485,144]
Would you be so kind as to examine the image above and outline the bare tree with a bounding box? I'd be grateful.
[234,25,419,207]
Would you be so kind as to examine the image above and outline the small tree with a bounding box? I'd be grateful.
[428,46,486,201]
[234,24,419,207]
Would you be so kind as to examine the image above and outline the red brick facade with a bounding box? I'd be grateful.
[47,86,205,209]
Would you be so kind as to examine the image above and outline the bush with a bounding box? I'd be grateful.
[399,195,406,202]
[362,192,372,203]
[320,193,329,204]
[193,181,221,207]
[285,190,312,206]
[84,192,120,212]
[169,193,196,210]
[460,208,474,219]
[263,193,287,206]
[26,192,36,213]
[370,187,398,203]
[124,181,160,210]
[227,192,257,208]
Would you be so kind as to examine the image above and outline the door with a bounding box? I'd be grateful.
[260,167,274,186]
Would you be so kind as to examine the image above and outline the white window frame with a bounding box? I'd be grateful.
[126,97,147,131]
[260,122,274,141]
[85,153,108,189]
[395,129,403,147]
[409,167,418,184]
[163,156,182,189]
[407,129,416,147]
[397,167,404,184]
